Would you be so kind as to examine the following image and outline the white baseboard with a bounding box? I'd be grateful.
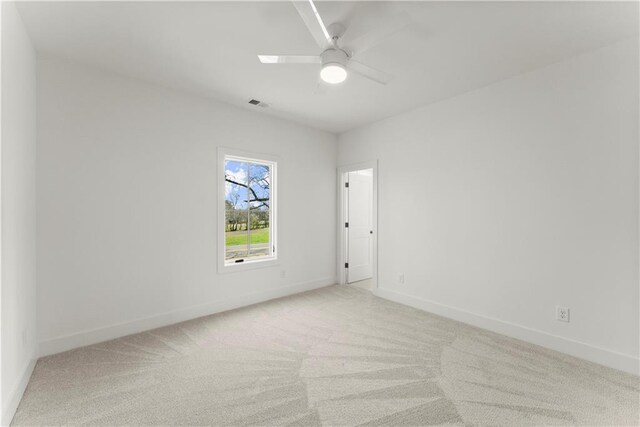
[373,287,639,376]
[2,357,37,426]
[39,277,335,358]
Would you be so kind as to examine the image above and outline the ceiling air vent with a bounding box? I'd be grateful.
[248,99,269,108]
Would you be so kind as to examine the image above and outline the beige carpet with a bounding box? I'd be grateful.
[13,285,640,426]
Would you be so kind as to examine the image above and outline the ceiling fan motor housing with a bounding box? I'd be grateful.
[321,48,348,68]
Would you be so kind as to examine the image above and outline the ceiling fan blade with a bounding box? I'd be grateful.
[349,60,393,85]
[292,0,331,49]
[258,55,320,64]
[346,11,411,56]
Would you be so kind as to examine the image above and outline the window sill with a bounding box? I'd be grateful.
[218,257,279,274]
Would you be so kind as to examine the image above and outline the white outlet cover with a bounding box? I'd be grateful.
[556,307,570,322]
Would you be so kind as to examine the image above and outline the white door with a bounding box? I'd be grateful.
[347,170,373,283]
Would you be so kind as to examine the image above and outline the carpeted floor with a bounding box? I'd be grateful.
[13,285,640,426]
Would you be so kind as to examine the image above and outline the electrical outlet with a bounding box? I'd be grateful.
[399,274,405,284]
[556,307,570,322]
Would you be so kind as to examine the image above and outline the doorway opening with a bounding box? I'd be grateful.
[337,161,378,290]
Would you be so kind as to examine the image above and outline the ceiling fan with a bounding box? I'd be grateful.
[258,0,409,85]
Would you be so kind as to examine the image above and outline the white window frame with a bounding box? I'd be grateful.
[218,147,278,273]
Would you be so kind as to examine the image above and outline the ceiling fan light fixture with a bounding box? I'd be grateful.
[321,64,347,84]
[320,48,348,84]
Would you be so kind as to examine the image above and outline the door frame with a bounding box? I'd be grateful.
[337,160,378,288]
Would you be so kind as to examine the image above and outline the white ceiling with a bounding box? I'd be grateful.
[17,1,639,134]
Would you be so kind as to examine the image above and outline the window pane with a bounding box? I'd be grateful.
[248,210,270,259]
[223,156,274,266]
[248,163,270,210]
[246,162,271,260]
[225,160,250,262]
[225,210,248,261]
[225,161,248,211]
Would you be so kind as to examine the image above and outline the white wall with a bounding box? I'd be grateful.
[37,57,337,355]
[338,39,639,374]
[1,2,38,424]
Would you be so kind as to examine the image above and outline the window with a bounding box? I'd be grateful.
[219,149,277,269]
